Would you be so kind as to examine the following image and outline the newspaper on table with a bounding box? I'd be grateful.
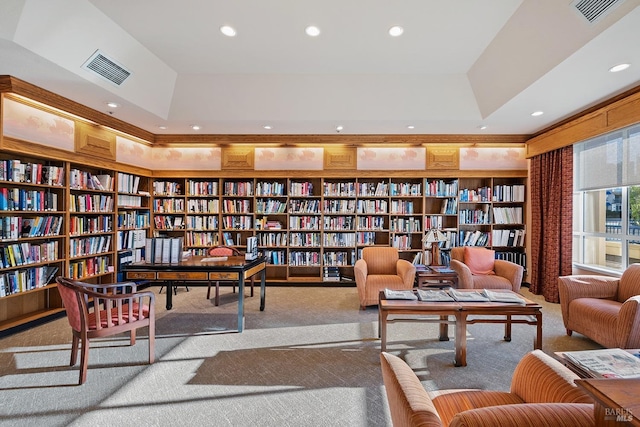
[481,289,526,305]
[563,348,640,378]
[384,288,417,300]
[447,289,489,302]
[417,289,455,302]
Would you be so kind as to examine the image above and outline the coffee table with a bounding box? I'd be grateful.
[379,289,543,366]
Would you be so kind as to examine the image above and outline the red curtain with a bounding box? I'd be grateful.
[529,146,573,303]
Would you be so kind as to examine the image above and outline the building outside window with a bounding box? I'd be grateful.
[573,124,640,273]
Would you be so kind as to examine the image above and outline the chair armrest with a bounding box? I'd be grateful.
[617,295,640,348]
[449,403,594,427]
[494,260,524,292]
[558,275,620,324]
[450,259,473,289]
[396,259,416,288]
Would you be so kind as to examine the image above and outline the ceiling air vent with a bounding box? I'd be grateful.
[571,0,626,23]
[81,50,131,86]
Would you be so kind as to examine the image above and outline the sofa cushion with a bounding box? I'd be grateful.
[464,247,495,275]
[431,390,523,426]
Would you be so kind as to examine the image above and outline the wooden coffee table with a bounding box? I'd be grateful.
[379,289,542,366]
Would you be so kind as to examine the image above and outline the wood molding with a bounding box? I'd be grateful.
[324,146,357,169]
[427,146,459,170]
[222,146,254,170]
[75,122,116,161]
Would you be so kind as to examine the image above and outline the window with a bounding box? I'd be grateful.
[573,124,640,272]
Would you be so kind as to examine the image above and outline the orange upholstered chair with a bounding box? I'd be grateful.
[380,350,594,427]
[354,246,416,309]
[206,245,254,305]
[449,246,524,292]
[558,263,640,349]
[56,277,155,385]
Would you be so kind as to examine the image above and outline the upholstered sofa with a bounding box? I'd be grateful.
[380,350,594,427]
[558,263,640,348]
[354,246,416,309]
[449,246,524,292]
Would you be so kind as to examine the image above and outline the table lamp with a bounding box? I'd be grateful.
[423,229,447,265]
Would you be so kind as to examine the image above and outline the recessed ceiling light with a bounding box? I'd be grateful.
[407,125,415,129]
[158,126,168,130]
[388,26,404,37]
[263,125,272,130]
[191,125,201,130]
[220,25,237,37]
[305,25,320,37]
[531,111,544,117]
[106,102,119,108]
[609,63,630,73]
[478,125,488,130]
[336,125,344,132]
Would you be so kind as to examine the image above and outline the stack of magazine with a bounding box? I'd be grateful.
[562,348,640,378]
[383,288,417,300]
[415,288,526,304]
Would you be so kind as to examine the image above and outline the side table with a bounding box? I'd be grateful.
[416,266,458,288]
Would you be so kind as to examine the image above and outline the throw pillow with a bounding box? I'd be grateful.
[464,247,495,275]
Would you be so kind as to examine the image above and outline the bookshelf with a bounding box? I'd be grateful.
[116,171,151,278]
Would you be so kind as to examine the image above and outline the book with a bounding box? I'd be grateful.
[481,289,526,305]
[417,289,455,302]
[384,288,417,300]
[429,265,455,274]
[563,348,640,379]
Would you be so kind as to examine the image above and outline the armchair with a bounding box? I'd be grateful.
[558,263,640,348]
[449,246,524,292]
[354,246,416,309]
[56,277,155,385]
[206,245,254,306]
[380,350,594,427]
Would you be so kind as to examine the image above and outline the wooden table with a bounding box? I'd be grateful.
[576,379,640,426]
[415,266,458,288]
[379,290,542,366]
[123,255,266,332]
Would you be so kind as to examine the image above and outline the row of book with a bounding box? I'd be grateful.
[390,200,415,214]
[68,255,110,279]
[69,235,112,257]
[357,181,388,197]
[289,232,321,247]
[323,251,356,267]
[323,266,341,281]
[390,182,422,196]
[323,199,356,214]
[69,215,112,235]
[69,169,113,191]
[0,160,64,186]
[459,208,491,225]
[223,181,254,197]
[1,215,63,239]
[153,181,182,196]
[222,199,251,213]
[185,231,219,247]
[356,199,388,214]
[187,180,219,196]
[256,181,286,197]
[439,198,458,215]
[222,215,252,230]
[116,229,147,251]
[264,249,286,265]
[117,172,142,194]
[255,199,287,214]
[323,182,357,197]
[256,232,287,247]
[323,233,356,247]
[154,215,184,230]
[459,230,490,247]
[491,229,526,247]
[117,194,143,208]
[288,199,320,213]
[117,211,150,229]
[0,188,60,211]
[492,207,523,224]
[186,215,218,230]
[323,216,355,230]
[153,198,185,213]
[69,193,113,213]
[289,215,320,229]
[288,250,321,266]
[188,198,219,213]
[289,181,314,197]
[425,179,458,197]
[1,241,59,268]
[0,265,59,296]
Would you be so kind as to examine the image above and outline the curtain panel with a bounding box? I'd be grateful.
[530,146,573,303]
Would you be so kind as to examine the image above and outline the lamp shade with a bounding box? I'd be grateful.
[423,229,447,244]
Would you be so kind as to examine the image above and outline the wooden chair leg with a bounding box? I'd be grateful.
[148,321,155,364]
[70,335,79,366]
[130,330,136,345]
[79,336,89,385]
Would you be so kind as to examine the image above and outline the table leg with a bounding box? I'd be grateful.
[439,315,450,341]
[259,268,266,311]
[380,310,388,352]
[237,275,245,332]
[504,314,512,342]
[455,312,466,367]
[166,280,173,310]
[535,311,543,349]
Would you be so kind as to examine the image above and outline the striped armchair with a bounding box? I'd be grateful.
[558,263,640,348]
[380,350,594,427]
[354,246,416,309]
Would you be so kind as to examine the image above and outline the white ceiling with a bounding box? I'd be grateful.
[1,0,640,137]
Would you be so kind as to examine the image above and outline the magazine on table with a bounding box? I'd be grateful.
[447,289,489,302]
[429,265,456,274]
[481,289,526,305]
[563,348,640,379]
[384,288,417,300]
[417,289,455,302]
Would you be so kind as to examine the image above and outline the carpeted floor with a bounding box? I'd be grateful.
[0,284,601,426]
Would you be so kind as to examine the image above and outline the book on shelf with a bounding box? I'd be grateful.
[417,289,455,302]
[384,288,417,300]
[562,348,640,379]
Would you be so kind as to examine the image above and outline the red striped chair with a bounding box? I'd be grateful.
[56,277,155,385]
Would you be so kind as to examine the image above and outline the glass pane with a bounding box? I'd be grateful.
[623,126,640,186]
[583,236,621,270]
[573,192,582,231]
[575,132,622,190]
[572,234,582,264]
[629,240,640,266]
[584,188,621,233]
[629,185,640,235]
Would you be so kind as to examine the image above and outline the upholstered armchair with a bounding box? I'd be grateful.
[56,277,155,385]
[558,263,640,349]
[354,246,416,309]
[449,246,524,292]
[380,350,594,427]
